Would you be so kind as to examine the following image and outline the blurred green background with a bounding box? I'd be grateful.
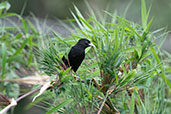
[8,0,171,30]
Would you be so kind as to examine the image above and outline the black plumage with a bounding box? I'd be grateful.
[62,38,94,72]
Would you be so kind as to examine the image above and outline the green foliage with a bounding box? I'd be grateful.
[0,1,39,100]
[0,0,170,114]
[46,99,73,114]
[38,0,170,113]
[39,45,62,76]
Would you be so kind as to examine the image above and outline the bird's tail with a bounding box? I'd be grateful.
[61,56,70,69]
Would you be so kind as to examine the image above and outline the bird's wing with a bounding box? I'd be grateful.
[68,47,85,72]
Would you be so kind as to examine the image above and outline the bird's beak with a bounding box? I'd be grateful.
[89,43,95,47]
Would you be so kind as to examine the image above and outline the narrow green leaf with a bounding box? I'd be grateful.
[114,70,118,85]
[146,4,152,24]
[7,54,23,63]
[62,67,71,76]
[13,38,29,56]
[121,35,131,49]
[151,47,171,88]
[120,70,136,87]
[141,0,147,28]
[122,46,142,53]
[28,36,33,67]
[143,18,153,36]
[1,43,7,79]
[71,11,83,30]
[130,93,135,114]
[150,47,160,63]
[0,13,17,18]
[114,30,119,50]
[46,99,73,114]
[126,24,142,40]
[78,16,93,30]
[21,18,29,34]
[151,27,165,35]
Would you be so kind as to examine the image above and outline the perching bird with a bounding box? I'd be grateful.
[62,38,94,72]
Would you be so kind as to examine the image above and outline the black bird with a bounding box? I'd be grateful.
[62,38,94,72]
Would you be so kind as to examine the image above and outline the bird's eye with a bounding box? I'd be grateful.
[85,41,89,45]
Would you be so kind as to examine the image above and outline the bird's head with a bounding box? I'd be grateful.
[77,38,95,49]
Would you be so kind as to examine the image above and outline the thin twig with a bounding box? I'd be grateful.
[106,97,120,114]
[0,88,40,114]
[16,88,40,102]
[97,93,108,114]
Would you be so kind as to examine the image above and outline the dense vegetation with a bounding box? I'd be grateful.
[0,0,171,114]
